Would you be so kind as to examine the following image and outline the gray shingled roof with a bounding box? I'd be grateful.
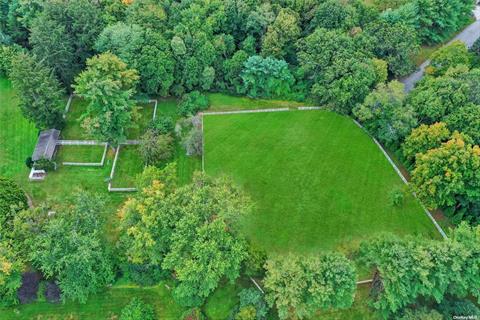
[32,129,60,161]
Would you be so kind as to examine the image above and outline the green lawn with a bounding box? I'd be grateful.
[208,93,309,111]
[1,281,186,320]
[127,102,155,139]
[0,78,38,180]
[110,145,144,188]
[204,110,439,253]
[55,145,106,164]
[62,97,88,140]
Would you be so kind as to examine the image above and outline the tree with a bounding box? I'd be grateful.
[415,0,475,44]
[27,192,115,303]
[178,91,210,116]
[29,0,104,88]
[0,239,23,306]
[407,75,468,124]
[310,0,358,31]
[74,53,139,146]
[411,132,480,213]
[9,52,64,129]
[444,104,480,145]
[118,171,250,306]
[120,297,155,320]
[95,23,175,96]
[261,8,300,61]
[139,130,174,166]
[402,122,451,164]
[264,253,356,320]
[427,41,471,76]
[241,55,294,99]
[0,177,27,236]
[297,28,378,113]
[353,81,417,146]
[365,20,419,77]
[359,223,480,318]
[223,50,248,93]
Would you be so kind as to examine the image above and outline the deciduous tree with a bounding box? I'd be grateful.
[74,53,139,146]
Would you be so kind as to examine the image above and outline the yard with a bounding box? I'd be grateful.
[204,110,440,253]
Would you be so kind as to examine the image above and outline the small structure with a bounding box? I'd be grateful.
[32,129,60,162]
[29,129,60,181]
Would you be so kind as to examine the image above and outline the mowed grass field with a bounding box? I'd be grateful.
[204,110,439,253]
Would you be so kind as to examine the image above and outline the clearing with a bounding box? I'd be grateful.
[204,110,439,253]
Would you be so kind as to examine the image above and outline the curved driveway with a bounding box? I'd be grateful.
[400,6,480,92]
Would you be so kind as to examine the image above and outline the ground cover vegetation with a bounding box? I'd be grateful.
[0,0,479,318]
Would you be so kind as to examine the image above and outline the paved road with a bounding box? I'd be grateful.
[400,6,480,92]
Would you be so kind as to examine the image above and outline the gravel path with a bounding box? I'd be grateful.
[400,6,480,92]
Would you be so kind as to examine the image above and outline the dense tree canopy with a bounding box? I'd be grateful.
[118,166,250,306]
[9,52,64,129]
[354,81,417,146]
[74,52,139,146]
[14,192,114,303]
[0,177,27,237]
[360,223,480,318]
[264,253,356,320]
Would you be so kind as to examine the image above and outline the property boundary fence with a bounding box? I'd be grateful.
[107,142,141,193]
[352,120,447,239]
[59,142,109,167]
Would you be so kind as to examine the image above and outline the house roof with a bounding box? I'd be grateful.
[32,129,60,161]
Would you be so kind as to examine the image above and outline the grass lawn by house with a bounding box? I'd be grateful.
[204,110,439,253]
[207,93,309,111]
[55,145,106,163]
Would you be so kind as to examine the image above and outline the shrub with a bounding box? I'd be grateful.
[243,246,267,277]
[178,91,209,116]
[0,177,28,234]
[33,158,56,172]
[0,45,24,77]
[120,298,156,320]
[139,130,174,165]
[149,116,174,135]
[121,263,168,286]
[236,288,268,320]
[389,188,405,207]
[235,306,256,320]
[25,156,34,169]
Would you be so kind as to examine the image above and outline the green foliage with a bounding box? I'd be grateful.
[0,44,24,76]
[33,158,55,172]
[74,52,139,146]
[399,308,443,320]
[310,0,358,31]
[411,132,480,211]
[261,8,300,60]
[233,288,268,320]
[178,91,210,116]
[297,28,378,114]
[360,223,480,318]
[0,177,27,235]
[120,297,156,320]
[26,192,115,303]
[241,55,294,99]
[428,41,472,76]
[444,104,480,145]
[9,52,64,129]
[29,0,104,88]
[353,81,417,146]
[437,299,480,319]
[389,188,405,207]
[118,171,250,306]
[149,116,174,135]
[264,253,356,320]
[415,0,475,44]
[95,23,175,96]
[402,122,451,164]
[223,50,249,93]
[0,239,23,306]
[139,130,174,166]
[365,20,419,77]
